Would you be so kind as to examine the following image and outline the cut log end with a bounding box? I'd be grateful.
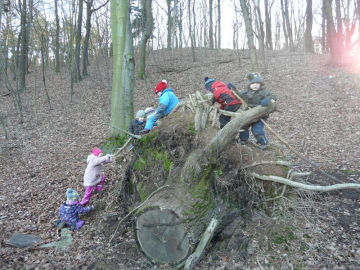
[134,207,190,265]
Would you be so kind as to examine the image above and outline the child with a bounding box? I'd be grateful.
[128,110,146,135]
[139,80,179,134]
[144,107,155,122]
[80,147,114,205]
[237,72,276,149]
[204,76,242,128]
[59,188,93,230]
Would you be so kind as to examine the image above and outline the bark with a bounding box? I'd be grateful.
[304,0,314,53]
[239,0,258,70]
[137,0,153,79]
[110,0,128,136]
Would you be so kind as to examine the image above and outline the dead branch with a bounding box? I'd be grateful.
[250,172,360,191]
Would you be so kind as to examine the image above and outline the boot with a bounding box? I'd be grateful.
[76,220,85,229]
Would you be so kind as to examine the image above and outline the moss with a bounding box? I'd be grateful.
[136,182,149,202]
[102,135,128,154]
[188,122,196,135]
[184,166,216,226]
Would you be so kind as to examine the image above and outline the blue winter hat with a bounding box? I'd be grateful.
[66,188,79,204]
[247,72,264,87]
[204,77,215,91]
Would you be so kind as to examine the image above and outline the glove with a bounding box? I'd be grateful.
[109,155,115,162]
[139,128,150,135]
[227,82,237,91]
[260,98,269,107]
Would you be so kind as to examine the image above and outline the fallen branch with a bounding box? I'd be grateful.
[113,138,132,157]
[250,172,360,191]
[241,160,291,170]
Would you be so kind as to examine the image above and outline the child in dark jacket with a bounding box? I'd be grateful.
[59,188,93,230]
[128,110,146,135]
[237,72,276,149]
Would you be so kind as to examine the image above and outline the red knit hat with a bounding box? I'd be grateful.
[154,80,167,94]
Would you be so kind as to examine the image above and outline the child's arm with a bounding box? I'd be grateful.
[77,204,93,214]
[92,154,114,165]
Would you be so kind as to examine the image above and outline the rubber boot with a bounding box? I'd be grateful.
[76,220,84,229]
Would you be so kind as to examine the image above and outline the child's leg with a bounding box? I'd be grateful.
[80,186,95,205]
[76,220,85,229]
[252,120,268,145]
[95,175,106,191]
[239,125,250,142]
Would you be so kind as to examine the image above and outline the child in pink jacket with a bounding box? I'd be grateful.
[80,147,114,205]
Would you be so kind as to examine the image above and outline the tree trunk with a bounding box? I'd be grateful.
[74,0,83,82]
[82,0,93,77]
[120,9,135,132]
[19,0,27,90]
[264,0,273,50]
[280,0,289,49]
[188,0,196,62]
[55,0,60,73]
[25,0,32,73]
[167,0,172,50]
[239,0,258,70]
[323,0,340,65]
[217,0,221,49]
[110,0,128,136]
[134,102,277,265]
[282,0,294,51]
[209,0,214,49]
[137,0,153,80]
[304,0,314,53]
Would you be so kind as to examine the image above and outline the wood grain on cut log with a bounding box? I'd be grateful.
[133,101,276,265]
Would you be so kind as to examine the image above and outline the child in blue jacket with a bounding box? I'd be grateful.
[140,80,179,134]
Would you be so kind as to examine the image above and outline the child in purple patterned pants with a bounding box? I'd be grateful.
[80,147,114,205]
[59,188,93,230]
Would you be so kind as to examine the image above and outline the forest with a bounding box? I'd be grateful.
[0,0,360,269]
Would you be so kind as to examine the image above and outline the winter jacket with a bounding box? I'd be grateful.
[145,88,179,130]
[238,87,276,108]
[128,118,146,135]
[83,154,112,186]
[59,203,92,226]
[210,81,242,110]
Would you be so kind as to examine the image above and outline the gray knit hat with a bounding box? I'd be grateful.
[136,110,146,119]
[247,72,264,87]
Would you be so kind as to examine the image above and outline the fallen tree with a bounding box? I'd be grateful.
[111,93,360,268]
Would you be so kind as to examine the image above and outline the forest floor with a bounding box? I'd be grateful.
[0,49,360,269]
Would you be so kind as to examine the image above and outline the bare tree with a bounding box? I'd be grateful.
[304,0,314,53]
[55,0,60,73]
[264,0,273,50]
[239,0,258,70]
[74,0,83,82]
[19,0,27,90]
[281,0,294,51]
[188,0,196,61]
[167,0,172,49]
[209,0,214,49]
[137,0,153,79]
